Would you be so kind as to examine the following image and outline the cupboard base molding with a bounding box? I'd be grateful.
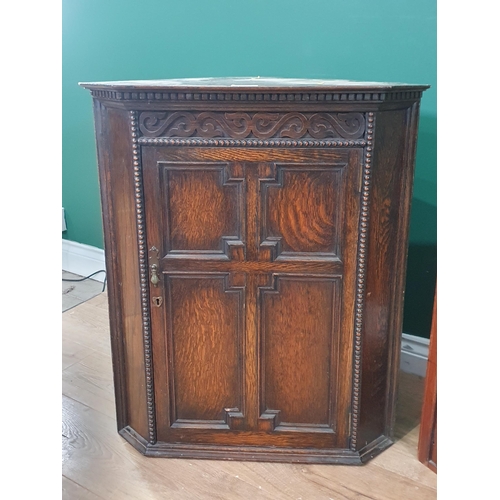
[119,426,393,465]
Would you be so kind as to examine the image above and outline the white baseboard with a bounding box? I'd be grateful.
[62,240,106,283]
[400,333,430,377]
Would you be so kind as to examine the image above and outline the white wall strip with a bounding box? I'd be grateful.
[62,240,106,283]
[400,333,430,377]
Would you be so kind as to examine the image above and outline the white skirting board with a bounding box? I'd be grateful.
[62,240,106,283]
[61,240,430,373]
[400,333,430,377]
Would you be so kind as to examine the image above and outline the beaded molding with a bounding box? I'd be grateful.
[138,137,367,148]
[350,111,375,450]
[91,89,423,102]
[130,111,157,444]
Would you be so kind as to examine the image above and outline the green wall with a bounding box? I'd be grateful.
[63,0,436,337]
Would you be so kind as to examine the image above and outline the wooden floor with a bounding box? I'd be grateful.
[62,271,104,312]
[62,292,437,500]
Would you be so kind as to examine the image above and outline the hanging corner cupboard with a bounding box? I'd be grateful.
[80,77,429,464]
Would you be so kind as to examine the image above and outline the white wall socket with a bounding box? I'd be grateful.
[62,207,67,232]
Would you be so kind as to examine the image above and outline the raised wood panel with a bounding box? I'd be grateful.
[259,276,340,433]
[160,163,244,256]
[263,165,345,259]
[165,275,244,428]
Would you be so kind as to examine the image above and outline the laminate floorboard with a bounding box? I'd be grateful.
[62,292,437,500]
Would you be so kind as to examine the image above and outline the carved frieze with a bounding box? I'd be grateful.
[138,111,366,140]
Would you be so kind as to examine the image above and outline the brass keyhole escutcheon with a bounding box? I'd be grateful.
[152,296,163,307]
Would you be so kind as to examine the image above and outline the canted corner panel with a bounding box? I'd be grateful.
[165,274,245,430]
[261,164,347,261]
[258,275,341,434]
[159,162,245,259]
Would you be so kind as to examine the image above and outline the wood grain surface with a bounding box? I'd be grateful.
[418,292,437,472]
[266,168,342,255]
[165,167,240,252]
[83,80,428,463]
[169,276,242,423]
[141,145,361,453]
[261,277,338,428]
[62,293,437,499]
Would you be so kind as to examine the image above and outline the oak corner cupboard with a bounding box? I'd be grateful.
[80,77,428,465]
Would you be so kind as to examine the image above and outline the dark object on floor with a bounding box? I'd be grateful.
[62,270,107,292]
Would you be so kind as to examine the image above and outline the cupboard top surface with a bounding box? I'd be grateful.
[79,76,429,92]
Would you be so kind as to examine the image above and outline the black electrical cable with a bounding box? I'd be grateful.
[63,270,107,292]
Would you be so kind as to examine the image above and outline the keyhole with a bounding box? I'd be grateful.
[152,296,163,307]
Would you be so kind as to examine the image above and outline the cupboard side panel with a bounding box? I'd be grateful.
[384,102,422,438]
[357,108,415,448]
[93,101,148,438]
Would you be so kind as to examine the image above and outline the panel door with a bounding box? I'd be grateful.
[141,146,363,449]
